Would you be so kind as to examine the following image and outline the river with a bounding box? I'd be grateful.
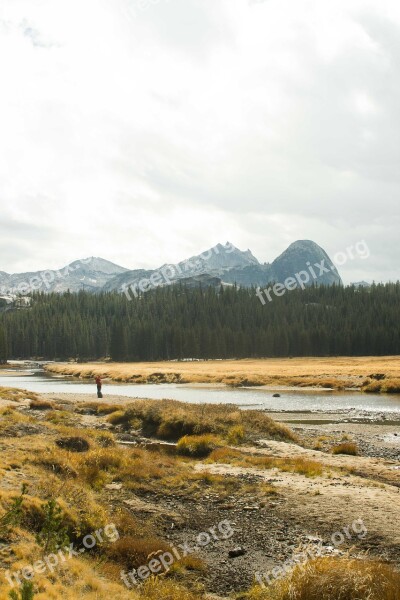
[1,369,400,414]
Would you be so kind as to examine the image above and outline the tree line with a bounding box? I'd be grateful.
[1,283,399,362]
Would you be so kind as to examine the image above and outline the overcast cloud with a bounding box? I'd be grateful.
[0,0,399,283]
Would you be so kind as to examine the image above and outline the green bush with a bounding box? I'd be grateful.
[9,581,35,600]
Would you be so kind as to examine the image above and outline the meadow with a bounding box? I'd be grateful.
[46,356,400,392]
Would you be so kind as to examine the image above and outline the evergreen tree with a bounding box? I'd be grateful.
[1,283,399,361]
[0,326,7,364]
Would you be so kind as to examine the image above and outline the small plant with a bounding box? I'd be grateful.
[9,581,35,600]
[383,379,400,393]
[247,556,400,600]
[0,484,28,534]
[36,499,69,554]
[362,380,382,393]
[177,434,221,458]
[332,442,358,456]
[29,399,54,411]
[226,424,245,445]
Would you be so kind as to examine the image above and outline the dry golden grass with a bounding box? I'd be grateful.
[0,406,35,433]
[33,431,253,501]
[105,398,297,443]
[362,377,400,393]
[246,556,400,600]
[75,401,125,415]
[208,447,325,477]
[1,389,397,600]
[0,386,39,402]
[383,378,400,393]
[29,398,55,410]
[332,442,359,456]
[45,356,400,391]
[176,434,222,457]
[0,422,214,598]
[137,579,204,600]
[107,535,170,570]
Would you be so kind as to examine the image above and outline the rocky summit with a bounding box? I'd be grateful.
[0,240,342,296]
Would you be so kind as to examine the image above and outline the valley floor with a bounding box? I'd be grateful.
[0,388,399,598]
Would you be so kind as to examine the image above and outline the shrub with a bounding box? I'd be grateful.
[246,557,400,600]
[56,437,90,453]
[139,579,204,600]
[226,424,245,445]
[106,399,297,443]
[76,402,124,415]
[107,535,169,570]
[362,380,382,393]
[0,484,28,535]
[96,432,116,447]
[9,581,35,600]
[177,434,221,458]
[36,448,78,478]
[29,399,54,411]
[36,498,70,553]
[45,410,78,425]
[332,442,358,456]
[383,379,400,393]
[107,411,127,425]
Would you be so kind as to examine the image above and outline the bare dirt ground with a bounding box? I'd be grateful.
[196,440,400,551]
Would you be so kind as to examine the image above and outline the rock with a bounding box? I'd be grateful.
[105,483,123,490]
[76,407,97,415]
[56,437,90,452]
[228,547,246,558]
[123,497,184,524]
[306,535,323,544]
[273,393,281,398]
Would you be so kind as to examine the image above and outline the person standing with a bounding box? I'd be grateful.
[95,375,103,398]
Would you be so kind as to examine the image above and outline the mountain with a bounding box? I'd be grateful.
[103,242,260,294]
[0,257,128,295]
[270,240,341,287]
[105,240,342,294]
[0,240,342,297]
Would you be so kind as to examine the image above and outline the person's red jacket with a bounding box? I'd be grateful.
[95,376,101,386]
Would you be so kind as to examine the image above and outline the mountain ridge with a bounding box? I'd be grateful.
[0,240,342,296]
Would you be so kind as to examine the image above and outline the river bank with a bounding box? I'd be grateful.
[44,357,400,393]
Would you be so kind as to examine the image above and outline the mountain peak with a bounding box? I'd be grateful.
[272,240,342,286]
[0,239,342,296]
[68,257,128,275]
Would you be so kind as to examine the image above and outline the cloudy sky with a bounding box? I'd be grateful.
[0,0,399,283]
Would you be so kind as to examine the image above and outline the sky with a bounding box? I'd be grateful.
[0,0,399,284]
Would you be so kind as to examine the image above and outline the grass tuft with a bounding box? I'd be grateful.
[106,399,297,444]
[246,556,400,600]
[177,434,222,458]
[29,399,55,411]
[332,442,358,456]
